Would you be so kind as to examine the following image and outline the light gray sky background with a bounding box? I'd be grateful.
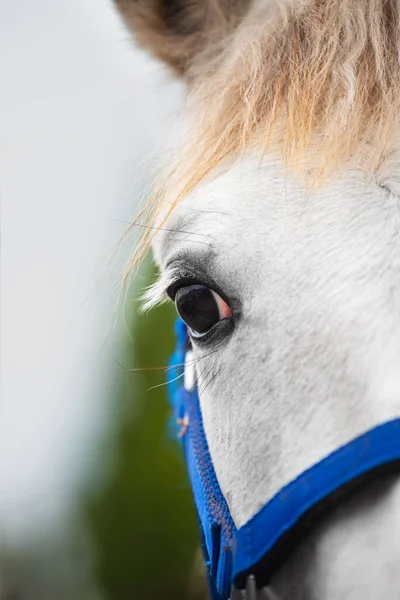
[0,0,182,556]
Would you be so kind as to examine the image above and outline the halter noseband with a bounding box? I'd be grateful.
[168,319,400,600]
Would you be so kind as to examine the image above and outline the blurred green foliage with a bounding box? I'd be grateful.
[85,262,203,600]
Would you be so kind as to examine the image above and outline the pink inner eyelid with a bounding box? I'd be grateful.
[212,290,232,319]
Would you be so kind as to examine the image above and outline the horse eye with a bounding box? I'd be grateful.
[175,284,232,338]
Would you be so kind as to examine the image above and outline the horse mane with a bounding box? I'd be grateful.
[124,0,400,278]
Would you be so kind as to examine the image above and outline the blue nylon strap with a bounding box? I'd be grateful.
[168,320,400,597]
[233,418,400,588]
[167,319,235,600]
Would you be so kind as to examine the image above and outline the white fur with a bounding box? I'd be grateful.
[151,152,400,598]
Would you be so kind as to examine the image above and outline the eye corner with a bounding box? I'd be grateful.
[166,284,177,302]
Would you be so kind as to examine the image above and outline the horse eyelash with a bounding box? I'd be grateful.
[140,270,203,311]
[140,275,173,312]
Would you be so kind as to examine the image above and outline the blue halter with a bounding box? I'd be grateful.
[168,318,400,599]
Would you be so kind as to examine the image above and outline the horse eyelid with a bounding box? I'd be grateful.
[166,276,206,301]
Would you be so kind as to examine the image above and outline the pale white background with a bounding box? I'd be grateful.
[0,1,182,597]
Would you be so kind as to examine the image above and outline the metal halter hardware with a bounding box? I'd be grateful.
[230,576,278,599]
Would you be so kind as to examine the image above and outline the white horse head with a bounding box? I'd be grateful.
[113,1,400,598]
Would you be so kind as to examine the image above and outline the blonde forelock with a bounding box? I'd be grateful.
[125,0,400,281]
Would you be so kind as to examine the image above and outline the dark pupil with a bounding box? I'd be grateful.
[176,285,220,334]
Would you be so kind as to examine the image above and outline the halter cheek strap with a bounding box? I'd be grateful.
[168,319,400,599]
[168,319,235,600]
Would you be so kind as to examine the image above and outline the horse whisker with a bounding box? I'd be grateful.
[198,365,220,396]
[111,217,211,241]
[116,346,219,375]
[146,371,184,393]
